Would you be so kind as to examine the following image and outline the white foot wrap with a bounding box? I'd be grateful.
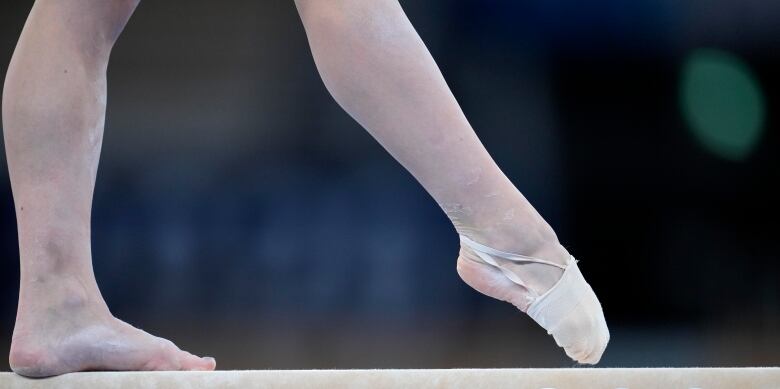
[460,235,610,364]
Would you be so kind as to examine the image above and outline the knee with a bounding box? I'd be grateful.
[105,0,141,45]
[95,0,142,47]
[295,0,404,44]
[49,0,141,57]
[295,0,354,35]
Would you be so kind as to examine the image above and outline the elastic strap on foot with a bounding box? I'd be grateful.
[459,235,567,297]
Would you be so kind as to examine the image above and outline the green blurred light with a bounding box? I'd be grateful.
[680,49,765,161]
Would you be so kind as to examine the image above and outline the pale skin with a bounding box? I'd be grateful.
[4,0,577,377]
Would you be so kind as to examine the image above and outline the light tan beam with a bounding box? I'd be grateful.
[2,368,779,389]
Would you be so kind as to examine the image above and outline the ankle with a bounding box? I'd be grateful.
[451,208,568,264]
[449,203,557,247]
[18,219,93,274]
[18,273,107,315]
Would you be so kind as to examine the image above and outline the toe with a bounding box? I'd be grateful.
[561,341,590,364]
[568,324,609,364]
[581,326,610,364]
[577,347,602,365]
[178,351,216,371]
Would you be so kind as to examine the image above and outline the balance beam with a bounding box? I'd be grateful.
[1,368,778,388]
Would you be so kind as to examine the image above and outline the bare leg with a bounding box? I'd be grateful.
[3,0,214,377]
[295,0,608,363]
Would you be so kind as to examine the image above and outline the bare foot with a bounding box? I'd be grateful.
[9,278,215,377]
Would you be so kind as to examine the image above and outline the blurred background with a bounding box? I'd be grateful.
[0,0,778,369]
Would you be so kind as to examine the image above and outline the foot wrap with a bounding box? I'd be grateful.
[460,235,610,364]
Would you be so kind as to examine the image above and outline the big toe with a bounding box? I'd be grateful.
[178,351,216,371]
[564,341,603,365]
[580,323,610,364]
[557,314,610,364]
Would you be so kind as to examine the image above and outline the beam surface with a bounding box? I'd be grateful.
[1,368,778,389]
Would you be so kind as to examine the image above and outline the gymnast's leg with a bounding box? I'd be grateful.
[3,0,215,377]
[295,0,609,363]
